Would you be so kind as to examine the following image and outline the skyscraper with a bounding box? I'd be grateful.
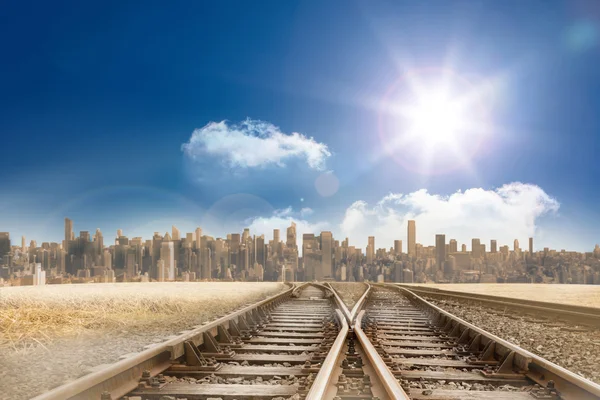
[287,222,297,248]
[435,234,446,272]
[172,225,181,241]
[514,239,520,252]
[491,240,497,253]
[65,218,73,242]
[160,241,175,281]
[471,238,481,258]
[273,229,280,257]
[529,237,533,254]
[449,239,457,253]
[407,220,416,257]
[0,232,10,256]
[394,240,402,255]
[321,231,333,278]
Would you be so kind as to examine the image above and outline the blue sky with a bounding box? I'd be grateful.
[1,0,600,251]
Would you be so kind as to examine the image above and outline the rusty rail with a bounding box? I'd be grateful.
[396,285,600,400]
[354,309,411,400]
[305,309,349,400]
[32,282,302,400]
[398,284,600,327]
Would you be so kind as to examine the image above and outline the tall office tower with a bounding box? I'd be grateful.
[201,247,212,280]
[103,249,112,269]
[160,241,175,280]
[242,228,250,243]
[449,239,457,253]
[367,236,375,262]
[435,234,446,272]
[514,239,519,252]
[94,228,104,255]
[471,238,481,258]
[65,218,73,242]
[461,244,467,252]
[407,220,416,257]
[0,232,10,257]
[186,232,194,244]
[21,236,26,252]
[172,225,181,241]
[394,240,403,255]
[117,229,123,238]
[491,240,497,253]
[321,231,333,278]
[287,222,297,248]
[152,232,163,267]
[195,227,202,249]
[529,237,533,254]
[273,229,280,257]
[255,235,265,267]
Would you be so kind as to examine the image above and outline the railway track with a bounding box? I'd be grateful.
[396,284,600,328]
[31,283,600,400]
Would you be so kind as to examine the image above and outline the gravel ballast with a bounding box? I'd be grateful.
[424,296,600,384]
[329,282,367,309]
[0,282,286,400]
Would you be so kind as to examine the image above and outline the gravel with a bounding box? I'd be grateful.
[425,296,600,384]
[329,282,367,309]
[0,282,286,400]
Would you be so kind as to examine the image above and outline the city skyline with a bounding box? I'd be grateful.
[0,214,588,257]
[3,215,599,287]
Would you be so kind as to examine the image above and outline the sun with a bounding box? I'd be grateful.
[377,68,494,175]
[404,90,467,146]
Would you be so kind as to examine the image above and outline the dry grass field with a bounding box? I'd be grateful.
[0,282,286,400]
[407,283,600,308]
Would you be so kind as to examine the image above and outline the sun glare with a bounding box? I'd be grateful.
[406,91,466,146]
[378,67,494,175]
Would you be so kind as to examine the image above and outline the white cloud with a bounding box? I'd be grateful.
[340,183,559,250]
[300,207,314,217]
[182,118,331,170]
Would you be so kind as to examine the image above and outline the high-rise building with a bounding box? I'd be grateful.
[407,220,416,257]
[514,239,520,252]
[117,229,123,238]
[449,239,457,253]
[273,229,280,257]
[160,241,175,281]
[65,218,73,242]
[242,228,250,243]
[461,244,467,252]
[491,240,497,253]
[172,225,181,241]
[0,232,10,257]
[21,236,26,252]
[435,234,446,272]
[321,231,333,278]
[529,237,533,254]
[471,238,481,258]
[394,240,403,255]
[287,222,297,248]
[255,235,265,268]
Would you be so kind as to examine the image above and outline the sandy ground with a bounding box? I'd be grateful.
[406,283,600,308]
[0,282,286,400]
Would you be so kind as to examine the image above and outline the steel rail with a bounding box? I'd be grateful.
[397,284,600,326]
[354,310,411,400]
[305,309,349,400]
[32,282,303,400]
[395,285,600,400]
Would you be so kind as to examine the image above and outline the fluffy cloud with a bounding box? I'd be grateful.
[340,183,559,250]
[182,119,331,170]
[245,207,329,248]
